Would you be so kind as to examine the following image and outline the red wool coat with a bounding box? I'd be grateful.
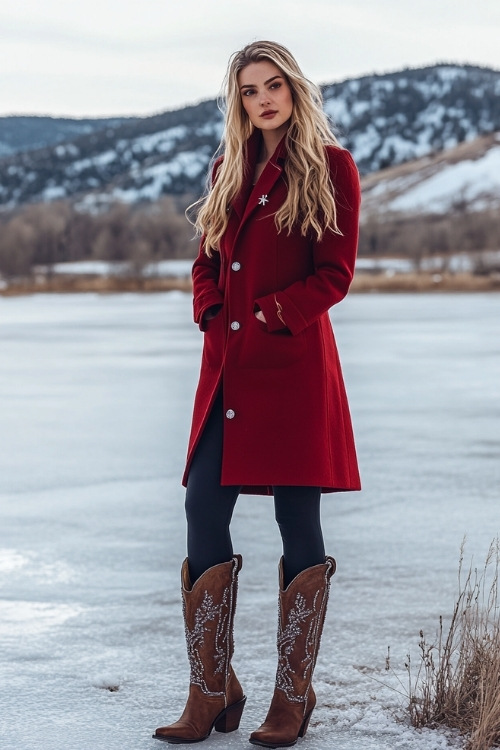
[182,131,361,495]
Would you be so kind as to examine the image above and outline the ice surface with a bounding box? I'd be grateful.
[1,292,499,750]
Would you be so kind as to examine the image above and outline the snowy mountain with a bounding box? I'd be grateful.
[361,131,500,216]
[1,64,500,209]
[0,100,221,208]
[0,115,135,158]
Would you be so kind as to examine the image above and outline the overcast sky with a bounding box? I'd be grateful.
[2,0,500,118]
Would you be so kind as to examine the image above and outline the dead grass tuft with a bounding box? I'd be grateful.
[403,540,500,750]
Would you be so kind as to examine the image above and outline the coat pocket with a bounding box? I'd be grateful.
[237,313,308,369]
[202,309,224,369]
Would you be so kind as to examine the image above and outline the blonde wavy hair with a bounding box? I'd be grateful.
[191,40,343,255]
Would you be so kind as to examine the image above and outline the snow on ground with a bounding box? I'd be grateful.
[388,146,500,213]
[1,292,499,750]
[34,259,195,278]
[37,252,500,280]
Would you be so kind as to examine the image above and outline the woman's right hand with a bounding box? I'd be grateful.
[204,304,223,321]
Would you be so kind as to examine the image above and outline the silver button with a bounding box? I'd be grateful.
[231,262,241,271]
[225,409,235,420]
[230,321,240,331]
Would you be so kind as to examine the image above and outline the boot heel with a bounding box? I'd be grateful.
[214,696,246,733]
[298,707,314,738]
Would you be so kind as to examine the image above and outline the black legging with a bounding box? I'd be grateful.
[185,389,325,586]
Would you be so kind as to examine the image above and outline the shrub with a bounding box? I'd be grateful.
[405,540,500,750]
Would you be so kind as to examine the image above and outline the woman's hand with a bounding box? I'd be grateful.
[204,304,222,321]
[254,310,267,324]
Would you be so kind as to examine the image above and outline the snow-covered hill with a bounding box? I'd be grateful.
[0,115,134,158]
[1,64,500,209]
[361,131,500,216]
[0,100,221,208]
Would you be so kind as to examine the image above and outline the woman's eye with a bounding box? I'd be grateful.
[243,89,255,96]
[270,82,281,90]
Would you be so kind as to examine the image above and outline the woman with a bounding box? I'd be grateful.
[154,40,361,747]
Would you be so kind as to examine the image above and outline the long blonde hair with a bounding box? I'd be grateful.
[192,40,343,255]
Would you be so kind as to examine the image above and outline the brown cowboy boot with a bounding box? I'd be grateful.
[153,555,246,743]
[249,556,336,748]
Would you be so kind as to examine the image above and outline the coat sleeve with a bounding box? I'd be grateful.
[255,148,360,335]
[192,158,225,331]
[192,240,224,331]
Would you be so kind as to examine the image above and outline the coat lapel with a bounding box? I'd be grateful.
[229,132,287,253]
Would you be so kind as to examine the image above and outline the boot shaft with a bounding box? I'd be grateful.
[275,556,336,703]
[182,555,242,697]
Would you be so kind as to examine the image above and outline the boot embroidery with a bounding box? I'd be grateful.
[275,567,333,704]
[275,592,317,703]
[184,586,231,696]
[301,590,320,680]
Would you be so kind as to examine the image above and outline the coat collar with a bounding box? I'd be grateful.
[231,129,287,222]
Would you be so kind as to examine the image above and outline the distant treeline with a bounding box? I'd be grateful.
[359,209,500,269]
[0,197,196,279]
[0,198,499,280]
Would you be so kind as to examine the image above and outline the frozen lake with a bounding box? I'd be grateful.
[0,291,499,750]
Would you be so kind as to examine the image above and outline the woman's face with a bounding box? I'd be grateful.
[238,60,293,137]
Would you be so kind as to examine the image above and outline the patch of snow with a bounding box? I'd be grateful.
[324,97,351,129]
[114,150,209,202]
[352,125,382,161]
[69,150,117,174]
[195,120,223,138]
[417,103,446,128]
[93,150,117,167]
[173,150,208,178]
[351,100,371,118]
[54,143,79,158]
[142,259,193,278]
[389,146,500,212]
[373,79,395,93]
[437,66,468,83]
[356,257,413,273]
[378,135,428,163]
[42,185,67,201]
[131,126,188,154]
[45,261,126,276]
[36,259,194,278]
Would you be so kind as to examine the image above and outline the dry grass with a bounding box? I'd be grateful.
[402,540,500,750]
[0,275,192,296]
[2,270,500,297]
[350,271,500,294]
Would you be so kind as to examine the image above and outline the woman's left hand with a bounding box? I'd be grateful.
[254,310,267,323]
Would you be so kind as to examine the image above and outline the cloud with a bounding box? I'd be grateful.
[1,0,499,116]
